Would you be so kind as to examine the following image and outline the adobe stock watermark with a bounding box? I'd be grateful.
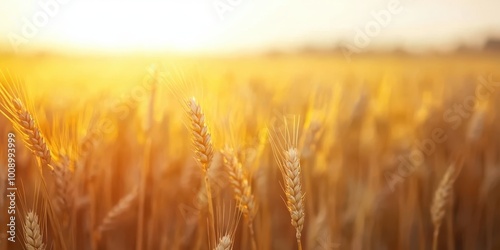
[385,73,500,192]
[213,0,244,20]
[178,170,228,223]
[8,0,71,53]
[83,67,163,146]
[341,0,403,62]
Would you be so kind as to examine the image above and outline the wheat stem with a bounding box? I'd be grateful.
[186,97,216,244]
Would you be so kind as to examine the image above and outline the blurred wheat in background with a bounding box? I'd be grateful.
[0,55,499,250]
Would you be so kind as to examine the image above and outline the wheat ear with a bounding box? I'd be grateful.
[270,116,305,250]
[431,163,462,250]
[98,186,138,234]
[52,156,74,223]
[186,97,216,244]
[221,147,257,249]
[214,235,232,250]
[24,211,45,250]
[0,75,50,167]
[221,147,256,220]
[283,148,305,240]
[213,202,240,250]
[13,98,51,166]
[187,97,214,171]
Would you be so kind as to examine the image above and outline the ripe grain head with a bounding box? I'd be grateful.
[187,97,214,172]
[269,116,305,241]
[221,147,257,221]
[24,211,45,250]
[0,72,52,167]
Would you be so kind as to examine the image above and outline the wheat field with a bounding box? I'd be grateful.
[0,53,500,250]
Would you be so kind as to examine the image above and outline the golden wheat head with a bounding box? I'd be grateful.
[187,97,214,171]
[213,202,241,250]
[0,73,51,167]
[269,116,305,247]
[24,211,45,250]
[214,235,232,250]
[52,155,74,215]
[221,147,257,220]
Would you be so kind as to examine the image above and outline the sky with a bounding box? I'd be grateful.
[1,0,500,54]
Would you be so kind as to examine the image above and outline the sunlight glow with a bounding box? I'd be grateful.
[1,0,500,53]
[49,1,219,52]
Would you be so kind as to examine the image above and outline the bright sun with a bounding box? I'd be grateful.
[29,1,220,52]
[2,0,499,54]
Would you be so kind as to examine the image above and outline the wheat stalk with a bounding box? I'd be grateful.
[431,162,462,250]
[24,211,45,250]
[98,186,139,234]
[270,116,305,250]
[136,65,159,250]
[186,96,216,245]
